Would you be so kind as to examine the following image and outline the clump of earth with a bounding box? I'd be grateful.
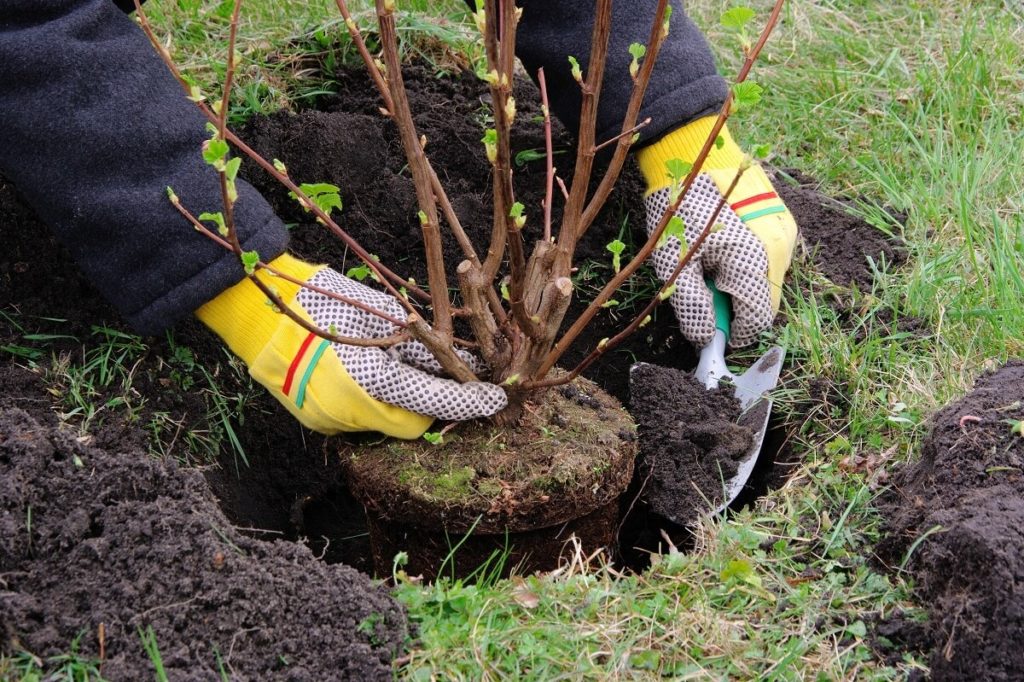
[876,361,1024,680]
[0,408,407,680]
[628,362,753,523]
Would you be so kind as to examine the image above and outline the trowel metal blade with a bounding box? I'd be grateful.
[715,345,785,514]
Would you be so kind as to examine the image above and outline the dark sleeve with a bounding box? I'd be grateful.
[464,0,728,146]
[0,0,289,335]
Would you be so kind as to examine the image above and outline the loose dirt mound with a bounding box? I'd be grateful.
[774,168,907,289]
[876,361,1024,680]
[0,408,406,680]
[629,363,752,523]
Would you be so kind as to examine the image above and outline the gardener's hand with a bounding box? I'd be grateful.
[197,254,507,439]
[636,117,798,348]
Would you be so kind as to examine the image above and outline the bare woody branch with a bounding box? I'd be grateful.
[537,0,786,379]
[537,68,555,242]
[170,193,411,348]
[133,0,429,309]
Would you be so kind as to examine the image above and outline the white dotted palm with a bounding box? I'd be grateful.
[644,174,773,348]
[296,268,507,420]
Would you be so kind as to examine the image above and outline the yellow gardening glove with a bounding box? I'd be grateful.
[196,253,507,439]
[637,116,798,347]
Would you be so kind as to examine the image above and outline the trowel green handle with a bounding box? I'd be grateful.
[708,279,732,341]
[695,278,734,390]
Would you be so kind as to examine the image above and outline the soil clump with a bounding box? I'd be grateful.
[876,361,1024,680]
[628,363,753,524]
[0,408,406,679]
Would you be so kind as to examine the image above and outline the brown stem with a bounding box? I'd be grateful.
[334,0,394,113]
[537,0,785,378]
[538,68,555,243]
[406,315,479,382]
[457,260,509,371]
[335,0,491,293]
[555,0,613,257]
[375,3,452,335]
[577,0,669,239]
[172,197,410,348]
[133,0,428,308]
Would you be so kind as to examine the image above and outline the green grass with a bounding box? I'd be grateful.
[9,0,1023,678]
[0,634,108,682]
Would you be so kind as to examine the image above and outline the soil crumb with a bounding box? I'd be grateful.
[628,363,753,524]
[0,409,406,680]
[773,168,907,289]
[876,360,1024,680]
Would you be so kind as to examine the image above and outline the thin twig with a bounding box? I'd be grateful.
[133,0,427,308]
[375,0,453,338]
[537,0,786,379]
[538,68,555,242]
[171,197,413,347]
[577,0,669,239]
[593,117,651,153]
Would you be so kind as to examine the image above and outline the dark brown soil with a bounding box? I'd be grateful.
[773,167,907,290]
[876,361,1024,680]
[0,407,405,680]
[628,362,752,524]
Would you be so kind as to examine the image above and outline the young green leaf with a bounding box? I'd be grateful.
[568,55,583,83]
[202,137,230,169]
[198,211,228,236]
[720,6,756,31]
[240,250,260,275]
[509,201,526,229]
[731,81,764,112]
[288,182,343,217]
[272,158,288,175]
[481,129,498,164]
[665,158,693,183]
[346,263,372,281]
[181,74,205,103]
[346,254,380,282]
[628,42,647,79]
[224,157,242,182]
[661,4,673,36]
[422,431,444,445]
[715,134,726,150]
[606,238,626,273]
[753,143,772,159]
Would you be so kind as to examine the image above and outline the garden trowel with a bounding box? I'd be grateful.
[695,281,784,514]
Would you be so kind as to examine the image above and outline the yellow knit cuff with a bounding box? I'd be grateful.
[195,253,322,365]
[637,116,746,192]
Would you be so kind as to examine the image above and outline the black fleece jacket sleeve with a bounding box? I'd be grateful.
[0,0,722,336]
[0,0,289,335]
[474,0,728,145]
